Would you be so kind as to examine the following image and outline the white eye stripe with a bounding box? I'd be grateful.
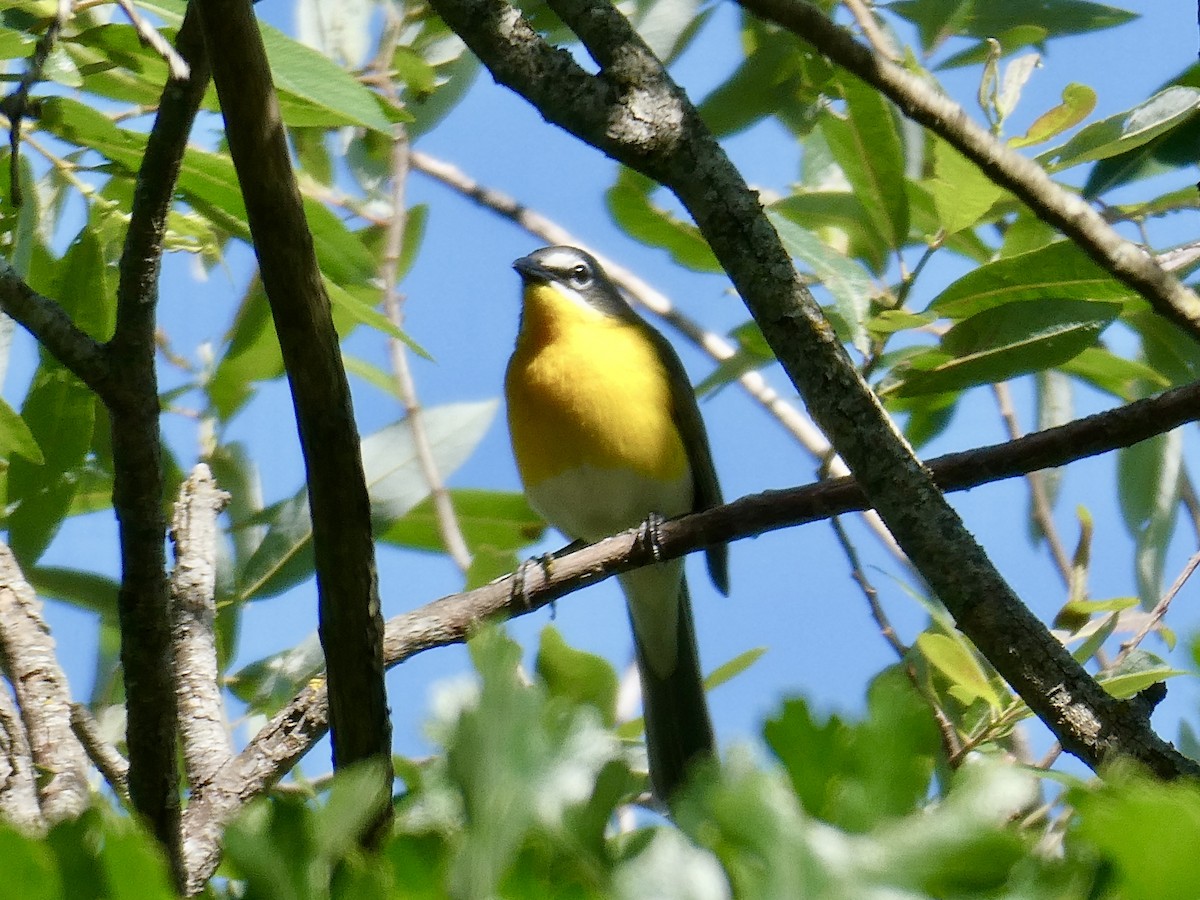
[550,282,604,317]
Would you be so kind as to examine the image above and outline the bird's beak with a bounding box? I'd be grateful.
[512,255,553,284]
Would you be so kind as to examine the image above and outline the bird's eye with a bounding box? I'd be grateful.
[568,263,591,287]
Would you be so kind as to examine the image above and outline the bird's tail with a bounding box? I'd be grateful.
[631,576,715,801]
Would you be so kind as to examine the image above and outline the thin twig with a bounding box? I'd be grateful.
[115,0,191,80]
[381,143,472,571]
[841,0,899,61]
[69,703,130,804]
[991,382,1072,585]
[827,513,961,758]
[1116,549,1200,664]
[0,0,75,206]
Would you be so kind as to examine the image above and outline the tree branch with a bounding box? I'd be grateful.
[170,465,232,793]
[193,0,391,840]
[0,682,41,832]
[0,543,88,824]
[103,6,210,880]
[424,0,1194,778]
[735,0,1200,341]
[0,260,110,398]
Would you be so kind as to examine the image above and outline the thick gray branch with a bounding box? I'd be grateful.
[0,682,42,832]
[0,544,88,824]
[170,465,232,793]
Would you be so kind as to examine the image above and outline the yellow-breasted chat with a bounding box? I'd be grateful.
[505,245,728,800]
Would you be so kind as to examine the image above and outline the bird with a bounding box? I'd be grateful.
[504,245,728,801]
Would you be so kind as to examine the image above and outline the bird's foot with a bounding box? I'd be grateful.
[636,511,666,564]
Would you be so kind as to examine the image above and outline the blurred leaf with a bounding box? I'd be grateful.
[1010,83,1097,147]
[1038,86,1200,172]
[704,646,766,691]
[820,74,910,250]
[696,16,828,137]
[395,17,479,139]
[1058,346,1170,400]
[628,0,713,63]
[229,632,325,712]
[891,299,1120,397]
[768,210,874,353]
[379,488,545,556]
[891,0,1135,51]
[1117,429,1182,606]
[0,826,61,900]
[928,241,1133,318]
[1073,768,1200,900]
[607,169,721,272]
[7,364,97,565]
[297,0,372,66]
[0,395,41,465]
[938,25,1049,68]
[763,666,940,831]
[915,631,1004,711]
[694,322,775,397]
[237,402,497,600]
[28,566,119,618]
[536,625,619,727]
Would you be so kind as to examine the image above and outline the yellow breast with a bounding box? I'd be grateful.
[505,283,690,500]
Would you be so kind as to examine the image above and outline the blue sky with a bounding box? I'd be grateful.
[24,0,1200,777]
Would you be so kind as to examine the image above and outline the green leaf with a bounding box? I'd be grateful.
[892,0,1135,50]
[1083,114,1200,197]
[892,299,1120,397]
[915,632,1004,711]
[923,137,1006,234]
[1009,83,1097,148]
[1117,429,1182,607]
[236,401,497,600]
[260,22,398,133]
[0,826,61,900]
[378,489,545,555]
[1068,610,1121,663]
[1058,346,1170,400]
[673,750,818,897]
[763,667,940,831]
[229,633,324,711]
[928,241,1134,319]
[606,169,720,272]
[820,74,909,250]
[769,192,889,274]
[536,625,619,726]
[0,395,41,464]
[1073,769,1200,899]
[1038,86,1200,172]
[768,210,874,354]
[704,646,766,691]
[6,364,97,565]
[695,17,829,137]
[1095,649,1187,699]
[28,566,119,618]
